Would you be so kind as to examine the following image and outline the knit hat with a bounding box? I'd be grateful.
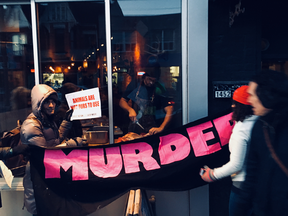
[233,85,250,105]
[142,62,161,79]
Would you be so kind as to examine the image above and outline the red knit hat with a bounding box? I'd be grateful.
[232,85,250,105]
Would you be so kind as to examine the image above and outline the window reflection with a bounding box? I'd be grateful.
[0,4,33,134]
[35,0,182,144]
[38,1,110,143]
[111,0,182,141]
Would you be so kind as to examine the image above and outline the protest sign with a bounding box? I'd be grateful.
[65,87,101,120]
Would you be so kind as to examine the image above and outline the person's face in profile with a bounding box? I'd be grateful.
[143,76,157,87]
[42,99,56,115]
[247,82,271,116]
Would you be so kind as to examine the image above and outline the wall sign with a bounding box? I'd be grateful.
[213,81,249,99]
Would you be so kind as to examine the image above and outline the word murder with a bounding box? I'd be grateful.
[44,113,233,181]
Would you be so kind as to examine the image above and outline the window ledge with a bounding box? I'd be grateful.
[0,177,24,191]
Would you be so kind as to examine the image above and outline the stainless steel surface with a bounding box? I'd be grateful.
[83,130,108,144]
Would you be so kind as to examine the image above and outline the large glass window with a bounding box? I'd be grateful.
[35,0,182,144]
[111,0,182,141]
[0,4,34,134]
[37,1,110,143]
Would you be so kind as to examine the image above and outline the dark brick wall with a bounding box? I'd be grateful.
[208,1,261,216]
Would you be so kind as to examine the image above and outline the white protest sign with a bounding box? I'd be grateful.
[0,160,14,188]
[65,87,102,120]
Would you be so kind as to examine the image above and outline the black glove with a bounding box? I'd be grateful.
[0,145,30,160]
[11,145,30,157]
[64,109,74,121]
[0,147,11,160]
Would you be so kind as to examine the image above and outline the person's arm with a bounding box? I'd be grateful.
[0,145,30,160]
[200,121,250,182]
[148,105,173,135]
[58,109,73,142]
[21,118,50,147]
[212,123,249,179]
[119,97,137,122]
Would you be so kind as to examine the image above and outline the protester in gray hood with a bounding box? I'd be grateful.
[20,84,85,215]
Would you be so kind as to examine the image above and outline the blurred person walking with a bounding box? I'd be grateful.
[242,70,288,216]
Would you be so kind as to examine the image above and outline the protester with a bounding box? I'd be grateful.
[20,84,86,215]
[119,64,173,135]
[200,85,258,216]
[54,82,83,138]
[242,70,288,216]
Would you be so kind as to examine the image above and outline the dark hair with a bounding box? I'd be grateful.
[231,100,253,122]
[251,70,288,110]
[60,82,80,104]
[251,70,288,129]
[142,62,161,80]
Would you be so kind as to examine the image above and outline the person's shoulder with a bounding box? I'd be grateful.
[22,114,42,130]
[235,115,259,132]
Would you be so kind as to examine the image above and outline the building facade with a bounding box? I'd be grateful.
[1,0,286,215]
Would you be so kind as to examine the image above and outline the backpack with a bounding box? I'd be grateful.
[0,120,28,177]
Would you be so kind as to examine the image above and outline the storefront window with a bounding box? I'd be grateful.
[37,1,110,143]
[0,4,34,134]
[34,0,182,144]
[111,0,182,141]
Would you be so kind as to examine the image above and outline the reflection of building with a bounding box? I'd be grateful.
[111,13,181,93]
[37,2,181,97]
[0,5,33,112]
[38,2,105,89]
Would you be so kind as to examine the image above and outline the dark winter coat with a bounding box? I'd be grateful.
[243,111,288,216]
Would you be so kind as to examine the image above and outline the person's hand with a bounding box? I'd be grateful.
[64,109,74,121]
[200,165,216,183]
[11,145,30,157]
[77,137,87,146]
[0,147,11,160]
[148,126,164,135]
[0,145,29,160]
[66,137,87,146]
[128,109,137,122]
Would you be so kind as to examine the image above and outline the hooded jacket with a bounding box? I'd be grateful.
[20,84,75,215]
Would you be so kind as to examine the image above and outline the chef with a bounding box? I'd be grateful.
[119,63,174,136]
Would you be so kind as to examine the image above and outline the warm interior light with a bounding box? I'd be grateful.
[83,61,88,68]
[49,66,55,72]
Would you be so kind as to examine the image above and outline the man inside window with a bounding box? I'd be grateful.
[119,63,174,136]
